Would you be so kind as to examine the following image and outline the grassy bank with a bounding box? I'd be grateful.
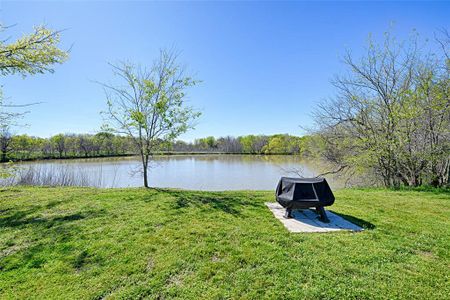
[0,187,449,299]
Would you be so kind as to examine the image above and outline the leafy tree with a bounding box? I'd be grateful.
[239,135,254,153]
[204,136,217,149]
[95,132,115,155]
[50,134,66,158]
[0,24,68,76]
[238,135,270,154]
[0,23,68,164]
[195,136,217,150]
[101,49,200,187]
[78,134,95,157]
[11,134,34,159]
[261,134,301,154]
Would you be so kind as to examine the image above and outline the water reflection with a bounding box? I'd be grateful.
[9,155,338,190]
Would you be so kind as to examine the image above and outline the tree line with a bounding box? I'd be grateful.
[177,134,306,154]
[1,20,448,188]
[1,132,133,161]
[0,132,307,162]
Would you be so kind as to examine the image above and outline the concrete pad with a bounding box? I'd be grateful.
[265,202,363,233]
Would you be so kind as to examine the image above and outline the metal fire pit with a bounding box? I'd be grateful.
[275,177,335,223]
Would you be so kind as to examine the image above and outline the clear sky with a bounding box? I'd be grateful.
[1,1,449,141]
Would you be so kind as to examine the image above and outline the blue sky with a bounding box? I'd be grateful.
[1,1,449,141]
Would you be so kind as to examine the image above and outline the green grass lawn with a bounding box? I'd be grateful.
[0,187,449,299]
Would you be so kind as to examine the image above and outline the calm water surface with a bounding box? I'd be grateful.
[16,155,335,190]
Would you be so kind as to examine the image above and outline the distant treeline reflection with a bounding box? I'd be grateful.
[1,133,308,162]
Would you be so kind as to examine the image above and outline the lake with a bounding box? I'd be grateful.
[9,155,337,190]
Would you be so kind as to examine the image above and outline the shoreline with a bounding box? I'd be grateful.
[2,152,302,163]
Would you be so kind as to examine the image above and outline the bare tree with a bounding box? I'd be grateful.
[313,30,450,187]
[0,125,13,162]
[100,49,201,187]
[0,90,25,162]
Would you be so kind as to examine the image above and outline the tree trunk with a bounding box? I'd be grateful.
[142,154,149,188]
[143,162,149,188]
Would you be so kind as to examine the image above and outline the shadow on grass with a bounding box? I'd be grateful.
[0,208,105,229]
[157,189,262,216]
[0,207,106,272]
[331,211,376,230]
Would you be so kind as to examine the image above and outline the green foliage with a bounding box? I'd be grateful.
[0,23,68,165]
[195,136,217,150]
[0,25,68,76]
[103,52,201,147]
[0,187,449,298]
[313,30,450,187]
[2,133,310,160]
[1,133,135,161]
[101,49,201,187]
[238,135,256,153]
[50,133,66,157]
[262,134,302,154]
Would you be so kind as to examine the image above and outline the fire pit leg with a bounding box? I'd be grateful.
[284,208,293,219]
[316,206,330,223]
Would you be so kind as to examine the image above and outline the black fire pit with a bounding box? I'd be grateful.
[275,177,335,222]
